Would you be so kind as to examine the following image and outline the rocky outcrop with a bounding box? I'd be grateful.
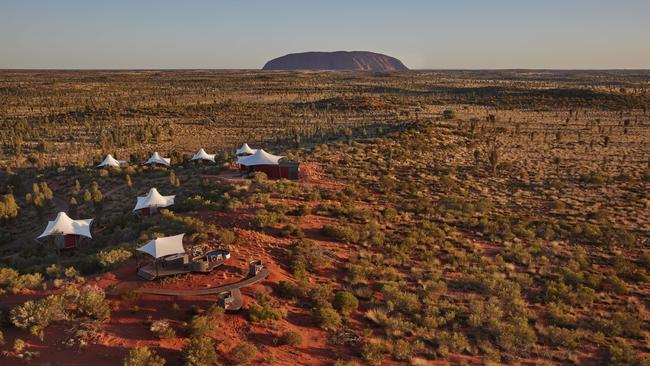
[262,51,408,71]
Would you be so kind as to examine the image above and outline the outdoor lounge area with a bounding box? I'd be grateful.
[136,234,230,280]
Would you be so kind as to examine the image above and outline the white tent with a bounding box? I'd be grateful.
[237,149,284,166]
[137,234,185,259]
[145,152,171,166]
[236,143,257,156]
[37,212,93,239]
[133,188,175,212]
[96,154,126,168]
[191,148,216,162]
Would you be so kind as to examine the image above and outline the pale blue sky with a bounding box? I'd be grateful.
[1,0,649,69]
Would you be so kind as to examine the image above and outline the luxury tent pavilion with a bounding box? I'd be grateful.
[237,149,299,180]
[96,154,126,168]
[38,212,93,250]
[236,143,257,156]
[136,234,230,280]
[133,188,175,216]
[191,148,216,163]
[145,152,171,167]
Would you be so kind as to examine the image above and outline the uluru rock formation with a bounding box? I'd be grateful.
[262,51,408,71]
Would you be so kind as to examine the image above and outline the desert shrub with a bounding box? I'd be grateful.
[360,341,388,364]
[381,283,420,314]
[276,280,304,300]
[279,223,305,238]
[289,203,312,216]
[0,329,3,346]
[10,294,69,339]
[580,171,606,185]
[542,326,579,348]
[123,347,166,366]
[606,338,640,366]
[308,283,334,307]
[182,336,217,366]
[278,330,302,346]
[289,239,330,276]
[313,306,342,330]
[1,268,44,294]
[391,339,412,362]
[150,319,176,339]
[333,291,359,316]
[229,342,257,365]
[188,315,214,337]
[433,331,470,356]
[248,295,283,323]
[321,224,360,243]
[76,286,110,320]
[217,229,236,245]
[97,248,132,269]
[442,109,456,119]
[252,209,285,228]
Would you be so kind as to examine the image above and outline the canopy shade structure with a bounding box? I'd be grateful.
[145,152,171,166]
[137,234,185,259]
[191,148,216,162]
[37,212,93,239]
[237,149,284,166]
[96,154,126,168]
[236,143,257,156]
[133,188,175,212]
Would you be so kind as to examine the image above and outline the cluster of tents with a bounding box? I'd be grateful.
[97,144,299,180]
[36,143,297,267]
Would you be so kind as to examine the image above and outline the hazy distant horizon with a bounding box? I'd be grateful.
[2,0,649,69]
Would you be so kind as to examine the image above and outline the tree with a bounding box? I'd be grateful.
[488,147,499,175]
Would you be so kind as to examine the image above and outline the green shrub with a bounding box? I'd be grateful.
[123,347,166,366]
[360,341,388,364]
[248,295,283,323]
[278,330,302,346]
[10,294,68,339]
[313,306,341,331]
[333,291,359,316]
[188,315,214,337]
[182,336,217,366]
[322,224,360,243]
[77,286,110,320]
[229,342,257,365]
[98,248,132,269]
[217,229,236,245]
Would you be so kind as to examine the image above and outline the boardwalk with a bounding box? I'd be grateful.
[137,268,269,296]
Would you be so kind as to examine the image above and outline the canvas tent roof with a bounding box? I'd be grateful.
[191,148,216,162]
[137,234,185,259]
[236,143,257,156]
[96,154,126,168]
[237,149,284,166]
[145,152,171,166]
[133,188,175,211]
[37,212,93,239]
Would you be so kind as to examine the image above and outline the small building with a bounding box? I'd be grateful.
[237,149,299,180]
[249,260,264,276]
[145,152,171,167]
[236,143,257,157]
[133,188,175,216]
[37,212,93,250]
[96,154,126,168]
[191,148,216,164]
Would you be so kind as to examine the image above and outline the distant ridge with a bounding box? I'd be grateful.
[262,51,408,71]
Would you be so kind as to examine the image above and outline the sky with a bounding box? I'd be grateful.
[1,0,649,69]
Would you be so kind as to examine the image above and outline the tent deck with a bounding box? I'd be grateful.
[137,258,226,280]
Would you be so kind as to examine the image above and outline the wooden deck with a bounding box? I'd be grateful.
[137,258,226,280]
[137,268,269,296]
